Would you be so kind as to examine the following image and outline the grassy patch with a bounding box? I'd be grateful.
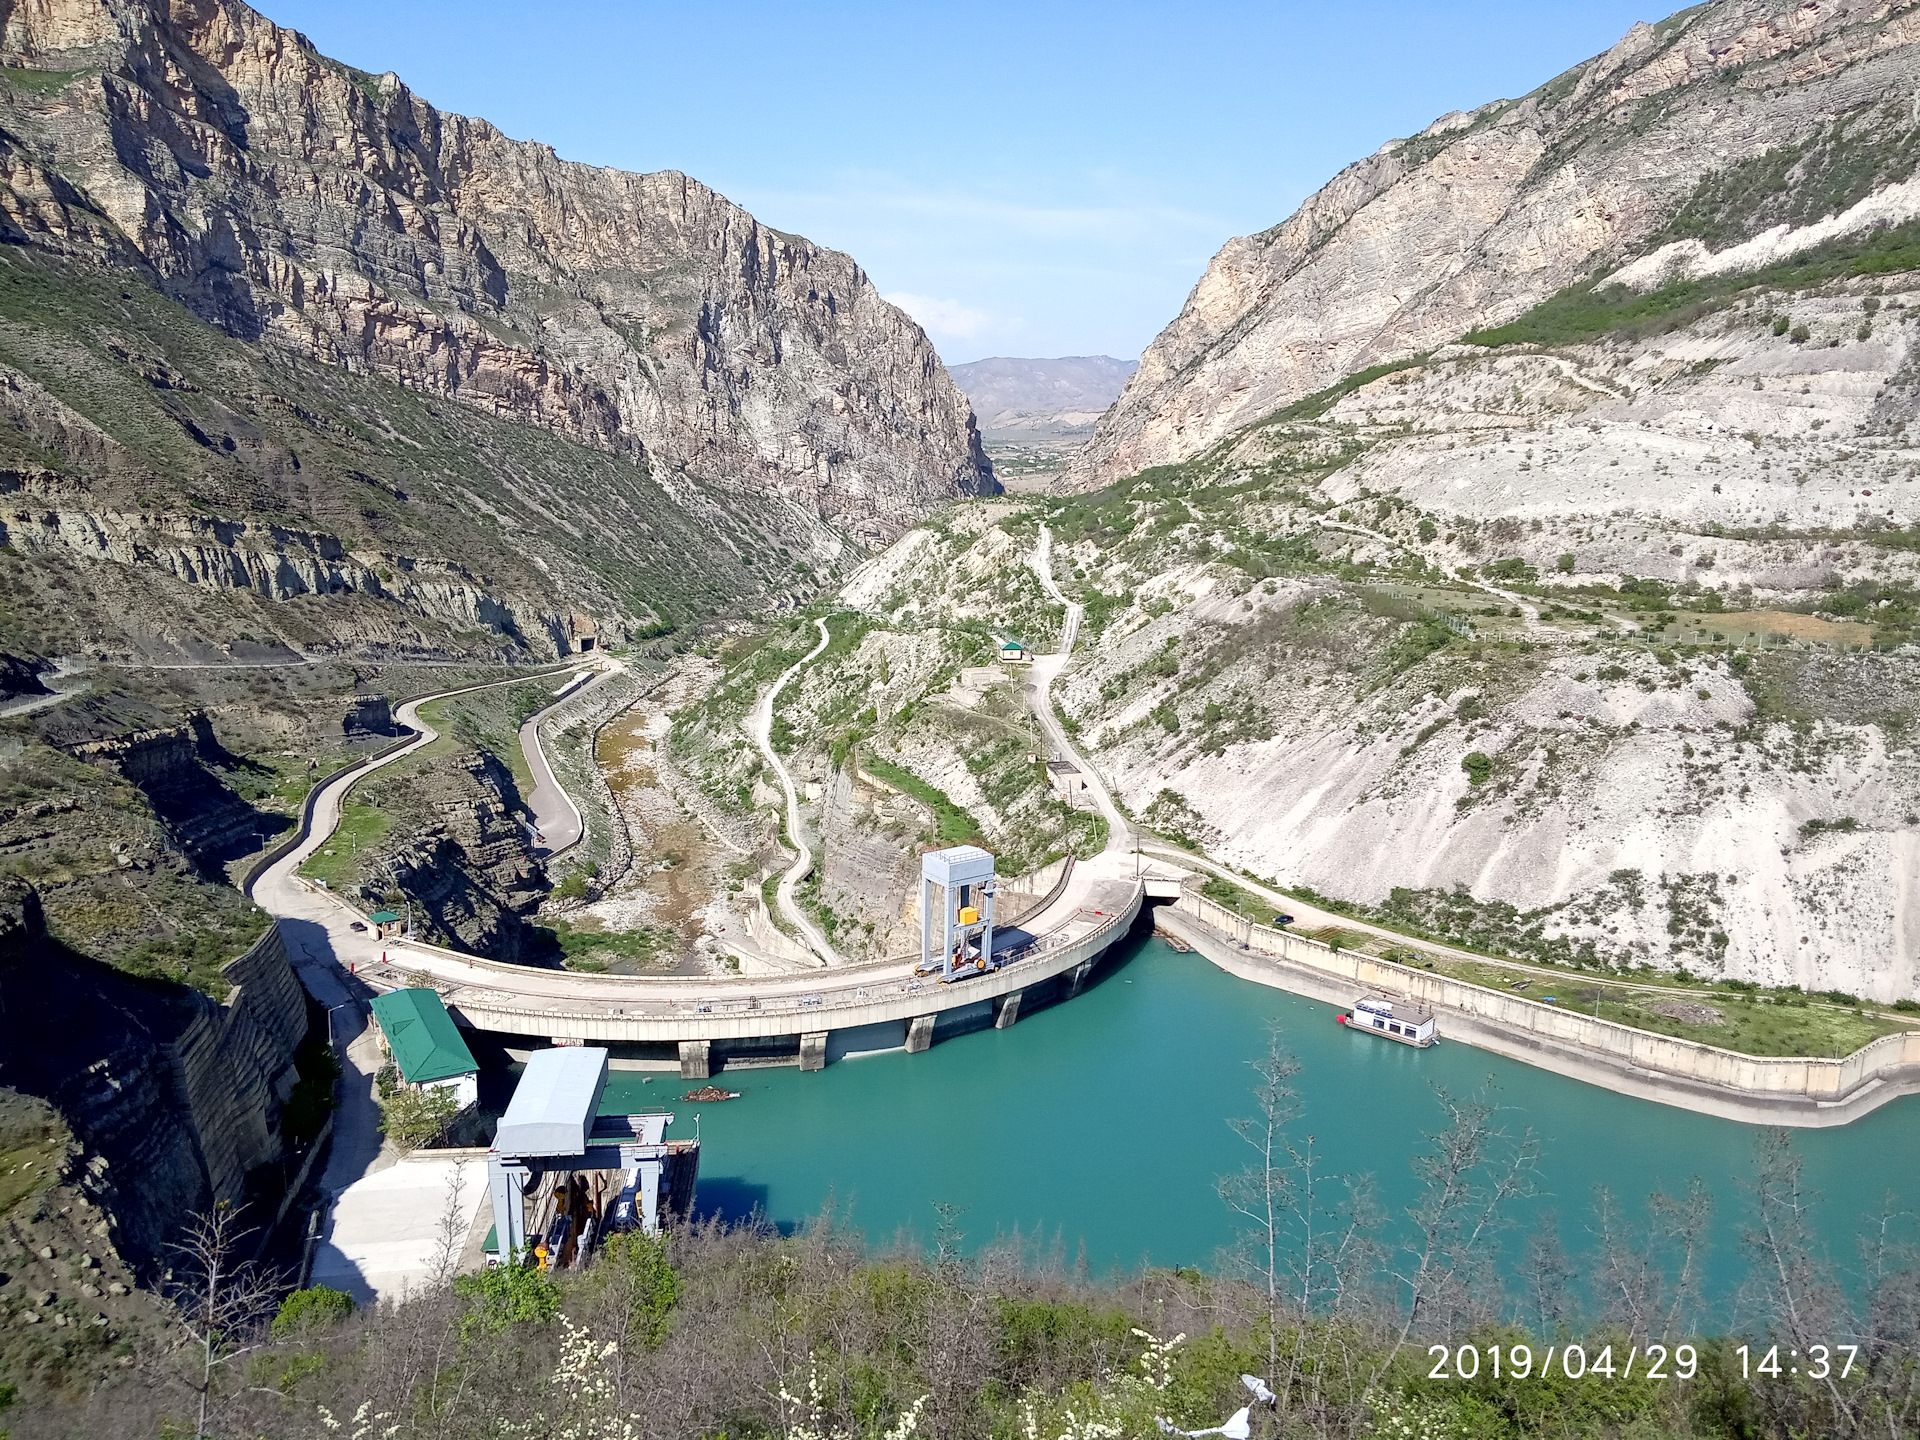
[759,872,797,937]
[299,799,393,890]
[1200,874,1284,924]
[1268,355,1430,423]
[864,755,983,846]
[118,905,272,999]
[1421,954,1904,1057]
[0,1132,62,1218]
[2,66,85,97]
[1467,219,1920,349]
[543,919,669,972]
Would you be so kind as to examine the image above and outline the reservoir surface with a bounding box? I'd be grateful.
[598,935,1919,1305]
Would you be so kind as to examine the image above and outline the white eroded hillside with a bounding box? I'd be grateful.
[853,270,1920,1000]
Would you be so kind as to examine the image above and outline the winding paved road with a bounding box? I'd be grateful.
[243,522,1158,1047]
[519,665,623,856]
[748,617,840,966]
[1028,524,1129,849]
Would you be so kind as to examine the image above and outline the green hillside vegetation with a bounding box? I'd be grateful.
[862,754,983,846]
[1465,219,1920,349]
[1654,106,1920,251]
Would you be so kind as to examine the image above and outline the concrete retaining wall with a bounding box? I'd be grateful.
[1164,895,1920,1127]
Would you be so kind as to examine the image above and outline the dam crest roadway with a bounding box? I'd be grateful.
[252,527,1163,1074]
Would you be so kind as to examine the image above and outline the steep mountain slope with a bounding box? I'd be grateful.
[0,0,999,1267]
[896,0,1920,1003]
[0,0,992,542]
[1072,0,1920,490]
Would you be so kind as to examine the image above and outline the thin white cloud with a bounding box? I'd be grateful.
[883,291,1002,341]
[750,174,1235,250]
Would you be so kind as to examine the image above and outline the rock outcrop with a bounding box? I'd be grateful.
[65,712,277,868]
[0,0,993,535]
[342,694,398,738]
[1071,0,1920,489]
[0,881,309,1270]
[356,750,550,960]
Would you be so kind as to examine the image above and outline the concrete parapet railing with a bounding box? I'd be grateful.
[998,856,1075,929]
[386,886,1144,1042]
[1171,892,1920,1115]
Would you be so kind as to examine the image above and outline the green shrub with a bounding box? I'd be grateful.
[271,1285,354,1339]
[1461,752,1493,785]
[597,1232,678,1348]
[1556,553,1575,573]
[454,1259,562,1336]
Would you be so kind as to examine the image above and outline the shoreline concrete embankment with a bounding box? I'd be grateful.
[1157,898,1920,1129]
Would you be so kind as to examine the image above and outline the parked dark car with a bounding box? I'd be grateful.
[1272,913,1294,927]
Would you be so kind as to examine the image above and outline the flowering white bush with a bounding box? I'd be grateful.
[316,1401,398,1439]
[1013,1326,1188,1440]
[777,1350,929,1440]
[1361,1387,1462,1440]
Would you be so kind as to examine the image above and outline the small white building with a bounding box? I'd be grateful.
[370,987,481,1109]
[1341,994,1436,1047]
[1046,759,1086,797]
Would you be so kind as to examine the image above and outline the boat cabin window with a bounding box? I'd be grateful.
[1372,1016,1386,1027]
[1389,1023,1403,1034]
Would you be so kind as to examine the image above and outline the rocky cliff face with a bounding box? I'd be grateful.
[0,881,309,1270]
[354,749,549,960]
[1072,0,1920,490]
[0,0,992,537]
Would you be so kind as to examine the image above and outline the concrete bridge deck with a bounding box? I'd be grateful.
[264,840,1143,1068]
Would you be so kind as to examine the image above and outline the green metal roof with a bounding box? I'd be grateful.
[368,909,402,924]
[370,988,477,1084]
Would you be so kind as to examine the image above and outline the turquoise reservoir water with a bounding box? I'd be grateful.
[601,936,1918,1301]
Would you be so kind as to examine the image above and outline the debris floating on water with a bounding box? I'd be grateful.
[682,1086,740,1102]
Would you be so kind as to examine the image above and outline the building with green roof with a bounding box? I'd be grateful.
[370,988,479,1108]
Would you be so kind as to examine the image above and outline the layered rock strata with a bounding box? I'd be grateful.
[0,882,308,1269]
[0,0,993,534]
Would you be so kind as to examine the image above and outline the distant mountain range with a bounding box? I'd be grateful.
[949,356,1138,442]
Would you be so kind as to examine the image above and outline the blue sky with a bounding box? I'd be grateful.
[267,1,1659,364]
